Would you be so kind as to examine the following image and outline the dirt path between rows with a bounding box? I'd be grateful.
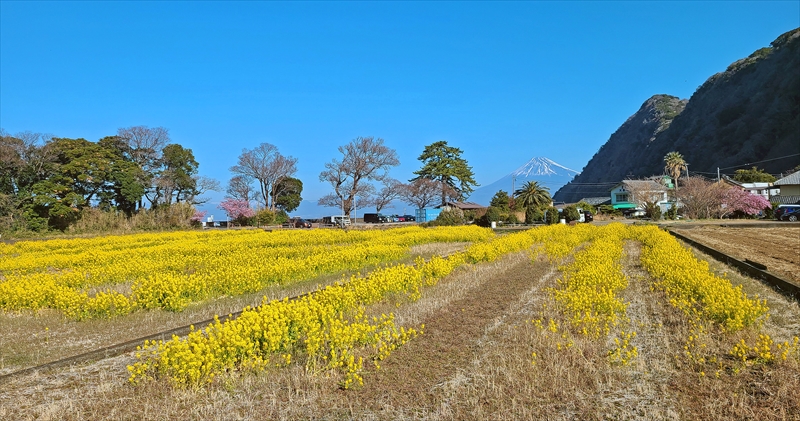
[349,255,552,412]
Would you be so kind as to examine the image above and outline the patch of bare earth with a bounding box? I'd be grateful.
[671,226,800,284]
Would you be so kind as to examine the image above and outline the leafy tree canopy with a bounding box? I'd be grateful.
[412,141,477,206]
[732,167,776,183]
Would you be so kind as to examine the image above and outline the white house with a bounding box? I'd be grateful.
[609,179,672,216]
[720,176,779,201]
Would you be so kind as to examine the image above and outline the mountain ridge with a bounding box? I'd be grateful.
[554,28,800,203]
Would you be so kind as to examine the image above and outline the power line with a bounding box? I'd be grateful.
[717,153,800,170]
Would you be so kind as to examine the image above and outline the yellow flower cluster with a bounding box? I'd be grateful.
[0,226,493,319]
[548,225,630,338]
[128,226,548,388]
[730,335,799,364]
[632,225,768,331]
[608,330,638,365]
[531,224,638,365]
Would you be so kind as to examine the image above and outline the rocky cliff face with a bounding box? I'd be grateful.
[554,28,800,204]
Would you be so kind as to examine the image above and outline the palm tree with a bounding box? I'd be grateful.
[664,151,687,190]
[513,181,551,210]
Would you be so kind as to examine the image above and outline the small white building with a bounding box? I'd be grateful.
[609,179,672,216]
[720,176,779,201]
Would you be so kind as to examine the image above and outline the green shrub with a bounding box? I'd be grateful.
[598,204,621,216]
[434,208,466,226]
[544,206,560,225]
[563,205,581,222]
[255,208,276,226]
[665,205,678,220]
[644,202,662,221]
[525,207,543,224]
[765,202,779,219]
[575,201,597,215]
[477,206,502,227]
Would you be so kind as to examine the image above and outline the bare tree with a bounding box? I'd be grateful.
[189,176,221,205]
[624,179,669,219]
[317,183,376,213]
[676,176,727,219]
[399,178,455,210]
[226,175,255,202]
[318,137,399,215]
[367,178,403,213]
[230,143,298,210]
[117,126,171,208]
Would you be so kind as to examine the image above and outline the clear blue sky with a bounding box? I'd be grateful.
[2,1,798,216]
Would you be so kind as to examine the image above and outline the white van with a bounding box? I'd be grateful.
[323,215,351,227]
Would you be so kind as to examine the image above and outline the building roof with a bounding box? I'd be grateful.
[771,195,800,205]
[774,170,800,186]
[438,201,486,210]
[579,197,612,206]
[611,180,666,192]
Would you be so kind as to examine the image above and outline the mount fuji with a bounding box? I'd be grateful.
[467,157,580,206]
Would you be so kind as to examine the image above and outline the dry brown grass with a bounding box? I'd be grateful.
[1,240,798,420]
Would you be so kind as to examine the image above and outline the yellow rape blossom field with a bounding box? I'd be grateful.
[1,223,798,420]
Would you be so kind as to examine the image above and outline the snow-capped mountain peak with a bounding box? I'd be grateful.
[511,157,580,178]
[467,157,581,206]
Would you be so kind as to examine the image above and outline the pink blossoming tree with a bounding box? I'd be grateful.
[218,198,255,225]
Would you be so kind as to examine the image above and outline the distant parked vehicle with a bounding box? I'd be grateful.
[403,214,416,222]
[583,210,594,223]
[775,204,800,221]
[292,217,312,228]
[322,215,351,227]
[363,213,390,223]
[776,205,800,222]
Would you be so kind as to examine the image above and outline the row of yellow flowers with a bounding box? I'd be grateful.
[530,224,637,365]
[534,224,798,370]
[628,225,798,372]
[128,228,550,388]
[0,226,494,319]
[632,225,767,331]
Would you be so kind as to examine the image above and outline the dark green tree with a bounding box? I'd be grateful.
[159,144,199,205]
[274,177,303,213]
[412,141,478,206]
[732,167,777,183]
[489,190,511,210]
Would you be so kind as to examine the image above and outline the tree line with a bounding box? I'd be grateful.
[1,126,218,232]
[219,137,480,224]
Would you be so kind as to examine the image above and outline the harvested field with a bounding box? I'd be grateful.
[669,225,800,284]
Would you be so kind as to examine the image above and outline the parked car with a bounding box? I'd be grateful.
[776,205,800,222]
[583,210,594,222]
[403,214,416,222]
[396,215,405,222]
[291,217,312,228]
[363,213,390,223]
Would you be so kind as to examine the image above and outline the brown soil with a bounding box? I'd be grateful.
[670,226,800,284]
[348,255,552,411]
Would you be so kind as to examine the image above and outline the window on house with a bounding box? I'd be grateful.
[615,193,629,202]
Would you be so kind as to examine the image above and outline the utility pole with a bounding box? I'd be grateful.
[717,167,720,182]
